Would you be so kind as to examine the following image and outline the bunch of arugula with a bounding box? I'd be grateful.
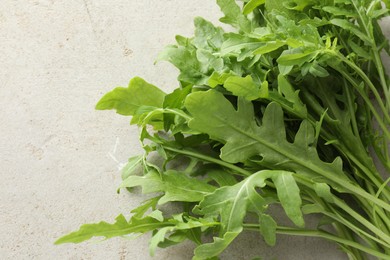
[56,0,390,259]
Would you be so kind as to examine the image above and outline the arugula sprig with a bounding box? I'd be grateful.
[56,0,390,259]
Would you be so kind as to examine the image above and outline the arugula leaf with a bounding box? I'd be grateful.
[243,0,266,15]
[193,170,302,256]
[120,169,216,204]
[258,213,277,246]
[55,215,168,244]
[185,90,347,187]
[96,77,165,116]
[224,75,268,100]
[217,0,252,32]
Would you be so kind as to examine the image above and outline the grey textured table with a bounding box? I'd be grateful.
[1,1,388,259]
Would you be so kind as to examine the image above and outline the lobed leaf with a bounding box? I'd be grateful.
[96,77,165,116]
[224,75,268,100]
[55,215,168,244]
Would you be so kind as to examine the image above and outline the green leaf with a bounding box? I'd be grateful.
[277,51,317,66]
[120,170,162,194]
[204,167,238,187]
[193,232,239,260]
[150,226,175,256]
[207,71,237,88]
[243,0,266,15]
[150,215,218,256]
[121,155,143,181]
[194,170,302,256]
[55,215,168,244]
[120,170,216,204]
[330,19,372,44]
[259,214,277,246]
[96,77,165,116]
[185,90,348,186]
[220,34,261,55]
[196,171,269,233]
[130,196,161,218]
[158,170,216,204]
[322,6,357,17]
[272,172,304,227]
[313,182,334,203]
[217,0,252,32]
[277,74,307,117]
[163,86,192,131]
[193,17,225,50]
[308,62,329,77]
[224,75,268,100]
[253,41,286,55]
[157,45,208,85]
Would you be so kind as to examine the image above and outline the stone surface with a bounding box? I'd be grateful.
[1,1,388,259]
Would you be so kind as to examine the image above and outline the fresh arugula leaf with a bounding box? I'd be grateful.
[243,0,266,15]
[96,77,165,116]
[224,75,268,100]
[120,169,216,204]
[55,215,169,244]
[217,0,252,32]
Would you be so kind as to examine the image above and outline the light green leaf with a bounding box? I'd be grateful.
[157,45,208,85]
[193,232,239,260]
[253,41,286,55]
[224,75,268,100]
[55,215,168,244]
[195,171,269,233]
[120,170,162,194]
[314,182,334,203]
[193,17,225,50]
[277,51,317,66]
[150,215,218,256]
[217,0,252,32]
[149,226,174,256]
[207,71,237,88]
[221,34,261,55]
[194,169,302,256]
[163,86,192,131]
[120,170,215,204]
[158,170,216,204]
[243,0,266,15]
[96,77,165,116]
[272,172,304,227]
[121,155,143,181]
[149,210,164,222]
[130,196,161,218]
[259,214,277,246]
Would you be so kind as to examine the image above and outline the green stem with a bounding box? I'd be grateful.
[163,145,251,177]
[333,197,390,245]
[243,225,390,259]
[295,175,390,249]
[338,55,390,125]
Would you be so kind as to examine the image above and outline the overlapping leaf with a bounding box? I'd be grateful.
[193,170,303,258]
[120,169,216,204]
[185,90,348,186]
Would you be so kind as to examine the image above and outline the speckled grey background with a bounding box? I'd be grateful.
[0,1,388,259]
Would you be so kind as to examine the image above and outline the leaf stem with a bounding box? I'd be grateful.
[243,225,390,259]
[163,145,251,177]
